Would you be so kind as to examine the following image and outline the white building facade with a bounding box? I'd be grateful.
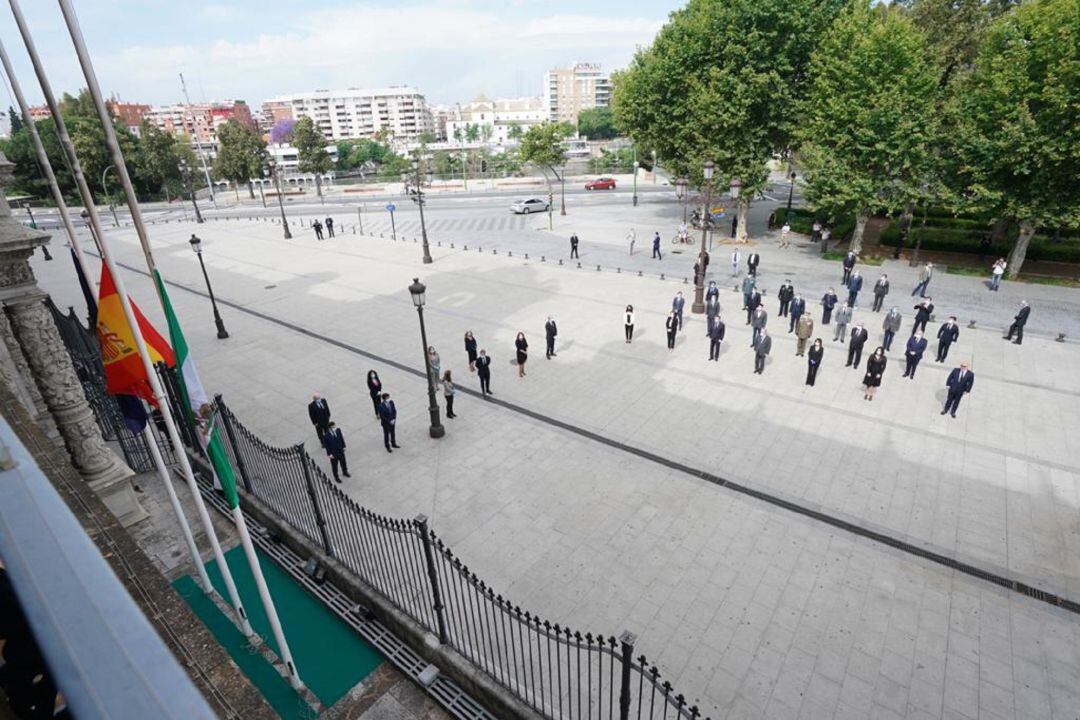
[543,63,612,125]
[263,87,432,142]
[443,95,545,146]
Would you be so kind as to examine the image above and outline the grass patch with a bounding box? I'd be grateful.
[944,266,988,277]
[822,250,884,265]
[1013,275,1080,288]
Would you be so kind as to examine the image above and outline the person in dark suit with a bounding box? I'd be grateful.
[476,350,493,395]
[777,280,794,317]
[705,280,720,305]
[672,292,686,331]
[745,288,762,325]
[545,316,558,358]
[747,252,760,277]
[942,363,974,418]
[708,315,726,361]
[377,393,400,452]
[846,271,863,307]
[570,233,579,259]
[1004,301,1030,344]
[789,294,806,333]
[935,316,960,362]
[308,393,331,447]
[871,274,890,312]
[515,332,529,377]
[862,347,886,401]
[846,323,868,368]
[624,305,635,343]
[821,289,838,325]
[324,421,349,482]
[365,371,382,418]
[325,216,335,238]
[842,251,857,285]
[666,311,678,350]
[313,219,324,240]
[464,331,478,371]
[741,274,756,310]
[912,298,934,335]
[882,307,902,351]
[902,332,927,378]
[751,306,768,348]
[652,232,662,259]
[753,330,771,374]
[705,294,721,336]
[806,339,824,386]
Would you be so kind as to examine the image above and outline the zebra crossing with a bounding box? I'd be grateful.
[357,214,529,237]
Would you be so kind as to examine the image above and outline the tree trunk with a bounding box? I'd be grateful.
[736,196,750,243]
[233,183,240,201]
[247,181,255,199]
[849,211,869,254]
[315,173,323,197]
[895,202,915,258]
[1007,219,1035,278]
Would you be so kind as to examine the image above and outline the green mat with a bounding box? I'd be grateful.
[173,545,383,718]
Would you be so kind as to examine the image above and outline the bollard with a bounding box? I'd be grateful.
[577,262,582,269]
[492,248,496,254]
[639,270,643,277]
[541,256,546,262]
[508,251,513,257]
[661,273,665,280]
[967,320,976,329]
[617,267,621,273]
[464,245,468,251]
[558,259,563,265]
[1057,333,1066,342]
[525,253,529,260]
[450,243,455,249]
[684,277,688,284]
[597,265,601,271]
[438,241,442,247]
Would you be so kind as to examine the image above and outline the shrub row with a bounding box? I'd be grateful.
[880,223,1080,263]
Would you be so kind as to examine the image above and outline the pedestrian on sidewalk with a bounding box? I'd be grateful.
[624,305,636,343]
[777,280,794,317]
[842,250,857,285]
[705,290,720,336]
[882,307,902,351]
[741,274,756,310]
[811,219,822,243]
[833,302,852,342]
[731,215,738,239]
[545,316,558,358]
[912,262,934,297]
[464,331,478,372]
[936,316,960,362]
[325,217,335,237]
[442,370,457,418]
[666,311,678,351]
[751,305,768,348]
[821,226,832,250]
[747,251,760,277]
[365,371,383,418]
[872,274,890,312]
[627,228,636,256]
[1004,301,1030,344]
[795,313,814,356]
[806,339,823,386]
[313,219,324,240]
[745,287,762,326]
[753,330,771,374]
[515,332,528,377]
[427,346,441,387]
[789,294,806,333]
[705,280,720,305]
[847,270,863,307]
[672,292,686,331]
[990,258,1007,291]
[821,288,838,325]
[570,233,579,259]
[476,350,493,395]
[708,315,726,361]
[652,232,662,260]
[780,221,791,248]
[862,347,886,401]
[730,248,741,277]
[942,363,974,418]
[846,323,868,368]
[308,392,331,447]
[902,332,927,378]
[377,393,399,452]
[324,421,350,482]
[912,298,934,335]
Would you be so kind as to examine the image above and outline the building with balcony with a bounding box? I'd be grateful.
[262,86,432,142]
[443,94,545,146]
[543,62,612,125]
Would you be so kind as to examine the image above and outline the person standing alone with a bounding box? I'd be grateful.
[624,305,636,343]
[672,292,686,331]
[936,316,960,362]
[666,311,678,351]
[872,274,890,312]
[942,363,974,417]
[806,339,823,386]
[753,330,772,374]
[652,232,662,260]
[313,219,324,240]
[324,421,349,482]
[902,332,927,378]
[846,323,868,368]
[325,217,335,238]
[545,316,558,358]
[442,370,457,418]
[1004,301,1030,344]
[795,313,814,356]
[882,307,902,351]
[308,392,331,447]
[708,315,726,361]
[515,332,529,377]
[377,393,400,452]
[476,350,493,395]
[777,280,794,317]
[912,262,934,297]
[570,233,579,259]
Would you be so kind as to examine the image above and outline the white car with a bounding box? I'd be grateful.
[510,198,550,214]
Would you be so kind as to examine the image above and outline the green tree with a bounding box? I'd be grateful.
[507,122,524,141]
[577,107,618,140]
[519,122,571,217]
[612,0,845,241]
[7,107,22,135]
[944,0,1080,276]
[292,116,332,197]
[464,123,481,142]
[213,119,267,199]
[797,1,940,252]
[899,0,1016,87]
[136,121,183,201]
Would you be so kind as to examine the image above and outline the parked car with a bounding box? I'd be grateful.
[510,198,550,214]
[585,177,617,191]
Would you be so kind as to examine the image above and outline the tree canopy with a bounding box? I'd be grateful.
[577,107,619,140]
[213,119,267,198]
[291,116,332,195]
[518,122,570,179]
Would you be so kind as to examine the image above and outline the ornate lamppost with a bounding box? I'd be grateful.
[188,234,229,339]
[408,278,444,438]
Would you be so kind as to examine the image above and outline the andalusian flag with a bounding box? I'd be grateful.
[96,264,174,404]
[153,269,239,508]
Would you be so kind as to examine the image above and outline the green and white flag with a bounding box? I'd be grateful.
[153,269,239,508]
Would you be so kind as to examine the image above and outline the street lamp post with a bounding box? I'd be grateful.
[179,159,203,224]
[675,178,689,224]
[786,171,797,223]
[22,202,52,260]
[692,161,715,314]
[632,160,639,207]
[269,163,291,239]
[408,278,445,439]
[412,157,434,264]
[729,177,742,240]
[188,234,229,339]
[257,178,266,208]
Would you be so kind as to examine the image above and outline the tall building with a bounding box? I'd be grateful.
[543,63,612,125]
[259,100,293,131]
[262,87,432,142]
[108,100,152,135]
[443,95,545,146]
[143,101,258,149]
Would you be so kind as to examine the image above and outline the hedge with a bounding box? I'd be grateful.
[880,222,1080,263]
[780,208,856,243]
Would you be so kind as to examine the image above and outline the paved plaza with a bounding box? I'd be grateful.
[33,199,1080,719]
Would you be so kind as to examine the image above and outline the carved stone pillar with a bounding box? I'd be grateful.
[0,151,145,525]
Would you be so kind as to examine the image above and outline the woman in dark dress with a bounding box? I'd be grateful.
[366,370,382,417]
[464,331,478,372]
[863,346,886,401]
[806,339,823,386]
[515,332,528,377]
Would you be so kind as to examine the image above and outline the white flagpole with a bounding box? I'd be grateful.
[5,0,255,639]
[54,0,304,688]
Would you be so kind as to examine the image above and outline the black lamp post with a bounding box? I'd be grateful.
[675,178,689,224]
[189,234,229,339]
[179,158,204,224]
[692,160,715,314]
[785,170,797,222]
[729,177,742,240]
[412,158,434,264]
[269,162,291,239]
[408,278,445,439]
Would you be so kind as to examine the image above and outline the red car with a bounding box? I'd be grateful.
[585,177,616,190]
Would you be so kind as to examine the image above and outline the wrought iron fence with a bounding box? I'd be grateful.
[194,392,711,720]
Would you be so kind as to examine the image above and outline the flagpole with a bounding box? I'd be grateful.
[6,0,255,637]
[55,0,302,688]
[0,37,90,286]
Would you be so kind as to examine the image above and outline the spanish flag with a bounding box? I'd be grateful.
[96,263,174,405]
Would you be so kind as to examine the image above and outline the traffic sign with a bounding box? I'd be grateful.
[386,203,396,212]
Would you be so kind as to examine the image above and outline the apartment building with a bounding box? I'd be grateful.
[543,62,612,125]
[262,87,432,141]
[142,101,257,150]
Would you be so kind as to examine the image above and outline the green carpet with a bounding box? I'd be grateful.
[173,545,383,718]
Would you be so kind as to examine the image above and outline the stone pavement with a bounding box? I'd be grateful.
[33,216,1080,719]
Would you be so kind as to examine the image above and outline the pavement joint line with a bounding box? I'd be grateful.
[103,254,1080,619]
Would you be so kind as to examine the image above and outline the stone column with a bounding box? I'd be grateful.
[0,151,145,525]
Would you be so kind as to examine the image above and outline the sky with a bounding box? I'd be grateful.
[0,0,681,110]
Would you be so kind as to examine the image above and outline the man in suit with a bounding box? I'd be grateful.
[902,332,927,378]
[872,274,890,312]
[705,292,721,336]
[476,350,493,396]
[789,294,806,333]
[795,313,814,356]
[652,232,662,259]
[377,393,400,452]
[545,316,558,358]
[936,316,960,362]
[705,280,720,304]
[741,274,756,310]
[666,311,678,350]
[753,329,771,374]
[821,289,838,325]
[745,288,762,325]
[842,250,857,284]
[708,315,726,361]
[751,305,768,347]
[912,298,934,335]
[308,393,331,448]
[324,420,349,482]
[846,270,863,307]
[672,292,686,331]
[846,323,869,368]
[570,233,579,259]
[882,307,902,351]
[777,280,794,317]
[325,217,335,238]
[1004,301,1030,344]
[833,302,852,342]
[747,252,760,277]
[942,363,974,418]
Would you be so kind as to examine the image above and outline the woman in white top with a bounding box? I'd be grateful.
[730,248,741,277]
[624,305,636,343]
[990,257,1007,292]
